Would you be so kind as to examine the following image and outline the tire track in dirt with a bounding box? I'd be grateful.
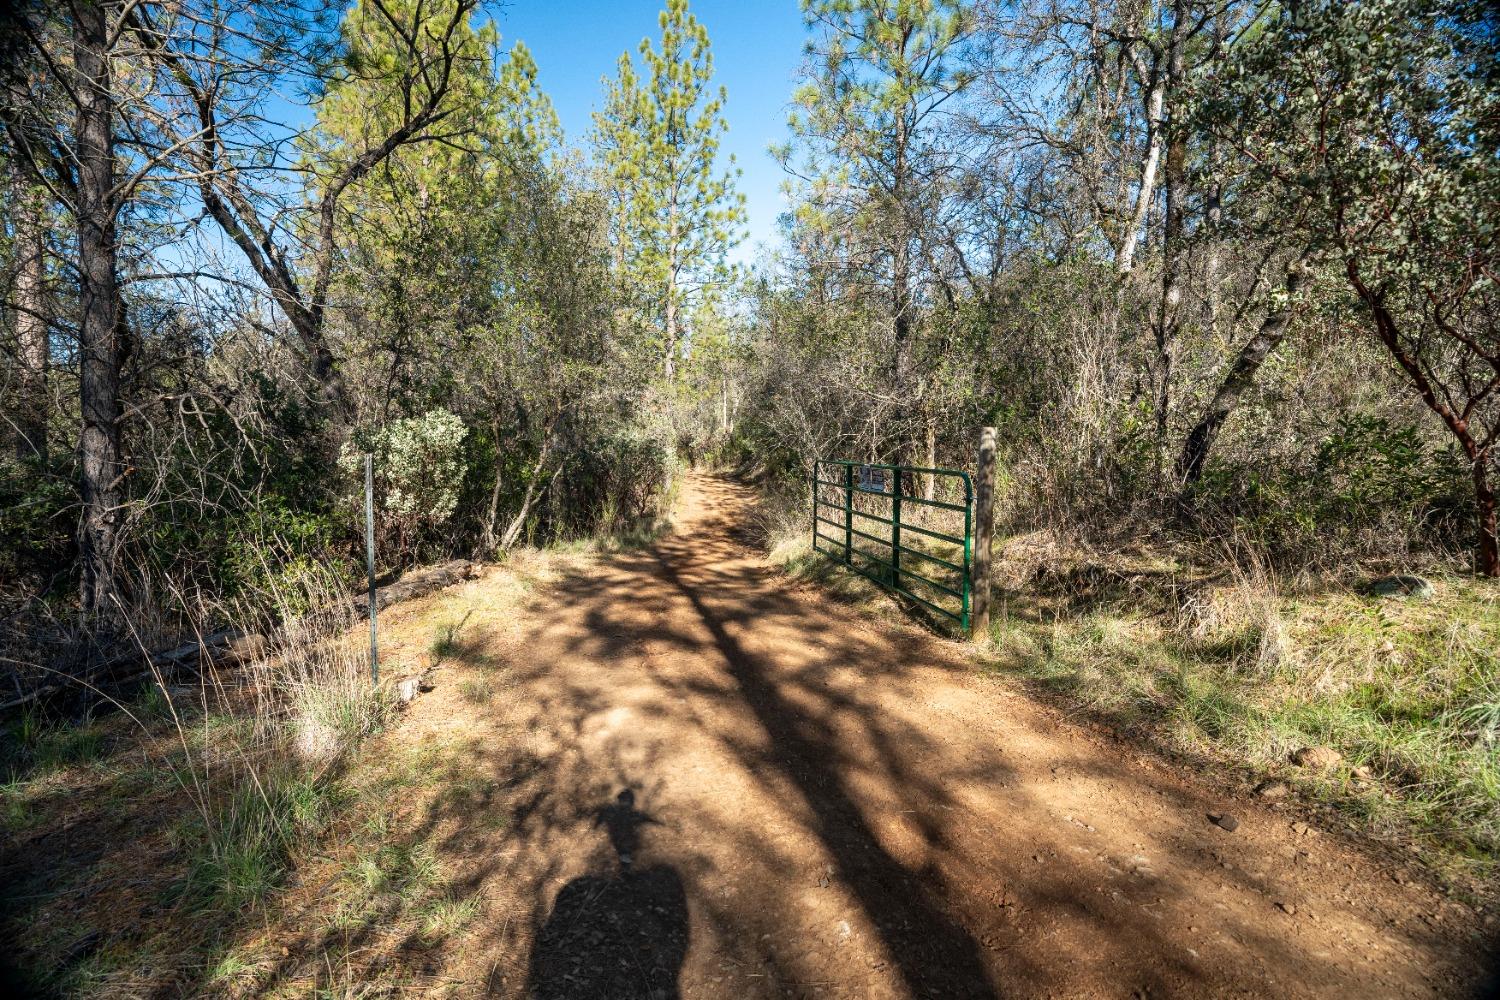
[462,473,1483,999]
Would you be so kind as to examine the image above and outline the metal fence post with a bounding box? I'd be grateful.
[842,463,853,565]
[890,472,902,588]
[810,460,818,553]
[365,452,378,685]
[972,427,997,638]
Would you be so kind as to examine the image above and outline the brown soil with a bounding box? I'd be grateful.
[287,473,1490,998]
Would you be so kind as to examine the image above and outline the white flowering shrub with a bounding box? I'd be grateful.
[340,409,468,556]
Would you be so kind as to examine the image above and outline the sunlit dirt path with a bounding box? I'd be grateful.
[390,473,1482,999]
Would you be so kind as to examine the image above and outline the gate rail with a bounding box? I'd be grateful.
[810,459,974,632]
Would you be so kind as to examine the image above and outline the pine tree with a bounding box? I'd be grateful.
[783,0,974,397]
[593,0,745,381]
[594,51,650,283]
[311,6,560,418]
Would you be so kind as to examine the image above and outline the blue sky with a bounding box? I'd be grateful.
[491,0,806,263]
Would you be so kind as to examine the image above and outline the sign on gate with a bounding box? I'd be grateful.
[856,465,887,493]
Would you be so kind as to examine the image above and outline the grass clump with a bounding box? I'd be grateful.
[458,677,493,705]
[0,779,31,829]
[418,892,481,941]
[348,840,440,900]
[430,618,465,661]
[33,722,105,773]
[1,710,107,782]
[183,770,338,908]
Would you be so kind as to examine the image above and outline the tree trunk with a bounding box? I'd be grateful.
[719,378,730,438]
[892,236,914,475]
[1200,11,1230,340]
[1474,457,1499,578]
[923,414,937,501]
[499,464,562,551]
[664,206,679,381]
[1202,174,1223,339]
[74,0,125,618]
[9,159,48,462]
[498,421,561,550]
[664,290,676,381]
[893,237,912,364]
[1154,137,1185,472]
[892,101,913,398]
[481,420,505,552]
[1152,3,1188,476]
[1116,46,1166,275]
[1178,262,1308,486]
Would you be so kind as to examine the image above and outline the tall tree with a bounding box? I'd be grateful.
[131,0,484,413]
[594,51,648,293]
[7,158,49,462]
[783,0,976,459]
[310,15,541,421]
[1200,0,1500,574]
[73,0,125,618]
[594,0,744,381]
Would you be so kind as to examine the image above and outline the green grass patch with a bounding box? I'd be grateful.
[346,840,440,901]
[182,769,342,909]
[980,575,1500,881]
[0,711,108,782]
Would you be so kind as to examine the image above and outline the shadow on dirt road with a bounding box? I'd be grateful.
[654,540,1001,999]
[527,789,689,1000]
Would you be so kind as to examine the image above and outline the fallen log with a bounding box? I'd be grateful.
[363,559,477,613]
[0,627,254,712]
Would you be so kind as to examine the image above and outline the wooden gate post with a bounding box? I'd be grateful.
[972,427,997,638]
[365,452,378,684]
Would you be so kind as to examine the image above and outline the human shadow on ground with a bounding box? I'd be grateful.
[526,788,688,1000]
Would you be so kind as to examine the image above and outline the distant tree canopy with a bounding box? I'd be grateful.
[593,0,746,382]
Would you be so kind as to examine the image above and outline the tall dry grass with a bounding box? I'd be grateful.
[110,550,392,910]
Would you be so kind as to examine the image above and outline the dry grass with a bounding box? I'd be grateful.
[996,548,1499,893]
[0,547,554,996]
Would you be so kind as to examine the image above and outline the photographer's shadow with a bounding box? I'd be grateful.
[526,790,688,999]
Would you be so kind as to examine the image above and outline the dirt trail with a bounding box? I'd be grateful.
[396,473,1483,998]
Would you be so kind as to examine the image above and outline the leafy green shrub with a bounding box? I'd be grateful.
[340,409,469,560]
[1311,415,1469,539]
[541,426,674,541]
[0,459,74,584]
[219,499,353,613]
[1192,415,1470,559]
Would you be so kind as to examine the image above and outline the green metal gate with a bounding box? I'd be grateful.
[810,459,974,632]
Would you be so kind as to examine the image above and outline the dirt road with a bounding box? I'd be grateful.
[387,473,1485,998]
